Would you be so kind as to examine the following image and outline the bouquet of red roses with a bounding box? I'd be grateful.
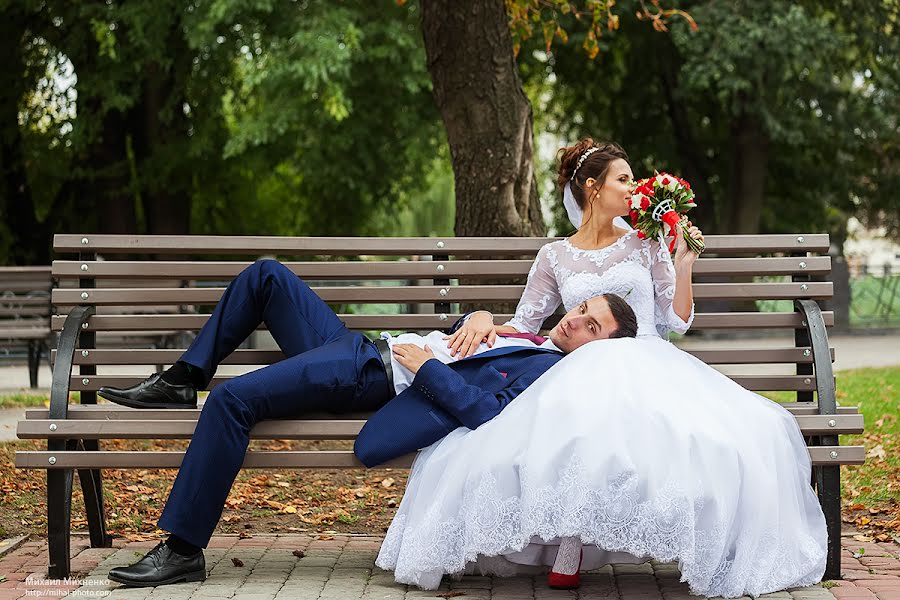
[629,173,704,255]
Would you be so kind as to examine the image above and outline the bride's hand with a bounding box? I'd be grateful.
[444,311,497,358]
[674,221,704,271]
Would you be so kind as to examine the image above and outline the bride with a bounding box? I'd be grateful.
[373,140,828,598]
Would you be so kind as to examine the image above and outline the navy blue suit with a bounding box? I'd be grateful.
[157,260,562,548]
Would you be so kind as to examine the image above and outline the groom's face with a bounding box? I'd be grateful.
[548,297,619,353]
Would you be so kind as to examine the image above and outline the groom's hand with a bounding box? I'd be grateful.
[392,344,437,375]
[445,311,497,358]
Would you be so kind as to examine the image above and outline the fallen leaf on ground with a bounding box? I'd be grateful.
[381,478,395,489]
[292,550,305,558]
[231,557,244,567]
[866,444,886,461]
[435,592,467,598]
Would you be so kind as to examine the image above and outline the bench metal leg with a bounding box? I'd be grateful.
[27,340,40,388]
[47,457,74,578]
[78,439,111,548]
[818,464,842,579]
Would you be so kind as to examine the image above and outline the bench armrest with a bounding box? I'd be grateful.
[49,306,95,420]
[793,299,836,416]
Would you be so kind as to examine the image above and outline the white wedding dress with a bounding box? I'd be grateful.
[376,230,827,598]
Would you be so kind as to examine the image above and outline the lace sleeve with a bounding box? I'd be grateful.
[503,243,562,334]
[649,241,694,336]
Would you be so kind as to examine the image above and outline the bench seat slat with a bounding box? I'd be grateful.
[16,450,412,469]
[17,414,864,439]
[16,446,864,468]
[22,404,860,421]
[56,347,835,365]
[54,234,831,255]
[53,282,835,305]
[18,419,368,439]
[52,256,833,279]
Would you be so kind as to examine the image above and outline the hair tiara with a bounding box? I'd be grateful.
[572,147,600,177]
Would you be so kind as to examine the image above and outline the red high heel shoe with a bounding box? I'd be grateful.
[547,549,583,589]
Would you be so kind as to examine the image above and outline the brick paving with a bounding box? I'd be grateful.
[0,533,896,599]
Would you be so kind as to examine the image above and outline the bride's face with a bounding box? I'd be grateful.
[585,158,634,217]
[549,297,620,353]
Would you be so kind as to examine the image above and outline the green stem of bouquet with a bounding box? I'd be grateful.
[678,215,705,255]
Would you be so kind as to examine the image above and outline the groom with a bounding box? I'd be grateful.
[98,259,637,587]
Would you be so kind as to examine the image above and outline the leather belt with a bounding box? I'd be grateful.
[373,337,396,398]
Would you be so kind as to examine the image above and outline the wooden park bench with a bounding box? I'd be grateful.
[16,234,864,580]
[0,266,53,388]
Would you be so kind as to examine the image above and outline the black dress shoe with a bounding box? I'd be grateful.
[99,373,197,409]
[108,541,206,587]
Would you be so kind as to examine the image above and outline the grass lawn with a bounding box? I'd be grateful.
[761,366,900,541]
[0,367,896,541]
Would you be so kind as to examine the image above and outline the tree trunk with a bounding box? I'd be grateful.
[137,58,191,237]
[655,36,718,232]
[421,0,544,238]
[727,108,768,234]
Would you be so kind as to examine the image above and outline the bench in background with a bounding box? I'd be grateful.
[1,266,52,388]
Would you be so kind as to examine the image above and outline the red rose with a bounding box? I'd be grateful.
[661,177,670,186]
[640,198,650,210]
[637,231,646,240]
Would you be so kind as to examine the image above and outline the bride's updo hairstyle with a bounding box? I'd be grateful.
[557,138,629,212]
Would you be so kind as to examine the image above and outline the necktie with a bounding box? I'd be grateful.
[497,331,547,345]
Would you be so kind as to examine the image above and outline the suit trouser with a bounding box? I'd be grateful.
[157,259,390,548]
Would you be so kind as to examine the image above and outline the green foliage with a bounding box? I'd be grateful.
[4,0,445,264]
[529,0,899,239]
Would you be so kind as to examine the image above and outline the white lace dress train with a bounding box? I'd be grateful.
[376,337,827,596]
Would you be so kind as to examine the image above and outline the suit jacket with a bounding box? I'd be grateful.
[354,315,563,467]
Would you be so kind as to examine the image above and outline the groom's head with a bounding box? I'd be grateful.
[548,293,638,353]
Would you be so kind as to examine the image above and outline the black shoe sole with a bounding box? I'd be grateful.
[98,390,196,410]
[108,569,206,587]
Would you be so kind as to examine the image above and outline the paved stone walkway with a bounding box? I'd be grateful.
[0,533,898,599]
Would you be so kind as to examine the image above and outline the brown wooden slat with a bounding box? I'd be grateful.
[55,260,535,280]
[1,296,51,306]
[1,328,50,339]
[24,403,859,421]
[58,347,834,366]
[54,234,831,255]
[1,283,52,293]
[794,414,864,435]
[25,406,379,420]
[50,311,837,332]
[18,413,863,440]
[16,450,413,469]
[0,266,52,274]
[807,446,866,465]
[52,282,834,306]
[68,374,824,392]
[16,445,861,468]
[17,419,367,440]
[777,403,857,415]
[0,307,50,317]
[52,256,832,280]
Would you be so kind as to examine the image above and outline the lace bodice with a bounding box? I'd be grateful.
[505,230,694,337]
